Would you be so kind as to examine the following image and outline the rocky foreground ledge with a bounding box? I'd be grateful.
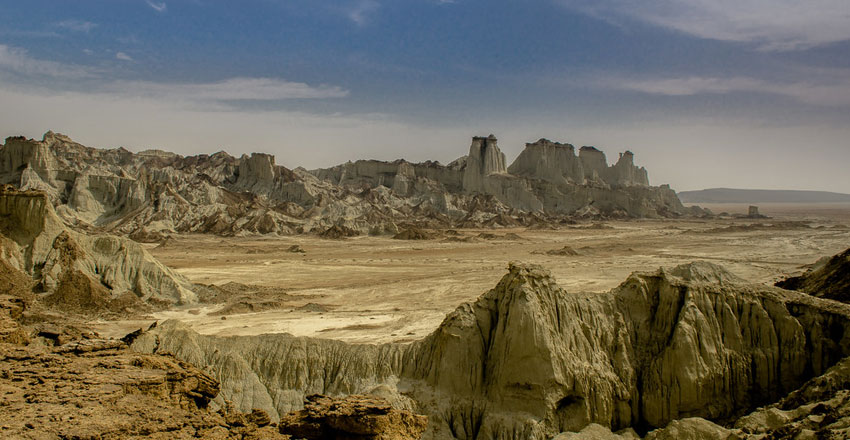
[132,257,850,439]
[0,295,428,439]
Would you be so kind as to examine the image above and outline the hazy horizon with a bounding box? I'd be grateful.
[1,1,849,193]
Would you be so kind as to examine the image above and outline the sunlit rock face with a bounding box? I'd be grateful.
[133,261,850,439]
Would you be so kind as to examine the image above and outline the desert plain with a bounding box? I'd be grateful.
[92,202,850,344]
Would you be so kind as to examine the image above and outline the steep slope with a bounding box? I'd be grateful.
[132,261,850,439]
[0,185,197,314]
[776,248,850,303]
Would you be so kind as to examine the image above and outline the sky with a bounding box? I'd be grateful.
[1,0,849,192]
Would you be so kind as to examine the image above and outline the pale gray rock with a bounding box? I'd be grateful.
[507,139,584,185]
[611,151,649,187]
[578,146,609,185]
[132,261,850,439]
[0,132,693,235]
[0,185,197,307]
[462,134,507,193]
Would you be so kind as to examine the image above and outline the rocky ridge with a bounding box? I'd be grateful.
[776,247,850,302]
[131,260,850,439]
[312,136,691,222]
[1,132,699,238]
[0,185,197,314]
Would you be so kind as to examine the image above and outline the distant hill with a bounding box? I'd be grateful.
[678,188,850,204]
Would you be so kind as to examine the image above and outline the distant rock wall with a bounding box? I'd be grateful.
[310,135,680,218]
[0,131,693,237]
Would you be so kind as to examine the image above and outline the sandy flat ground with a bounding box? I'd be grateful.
[91,203,850,344]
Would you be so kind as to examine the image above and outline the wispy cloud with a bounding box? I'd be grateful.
[0,44,348,106]
[0,44,94,79]
[348,0,380,27]
[110,77,349,101]
[0,29,62,39]
[558,0,850,51]
[56,20,97,33]
[146,1,167,13]
[596,73,850,107]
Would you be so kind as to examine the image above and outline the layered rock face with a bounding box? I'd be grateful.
[462,135,507,192]
[0,185,197,313]
[132,261,850,439]
[312,135,686,219]
[508,139,584,185]
[0,130,698,239]
[0,132,327,236]
[508,140,647,188]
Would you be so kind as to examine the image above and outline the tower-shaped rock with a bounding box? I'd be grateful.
[611,151,649,186]
[463,134,506,192]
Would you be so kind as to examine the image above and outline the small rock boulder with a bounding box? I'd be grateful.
[278,394,427,440]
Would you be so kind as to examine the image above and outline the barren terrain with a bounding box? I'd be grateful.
[92,203,850,344]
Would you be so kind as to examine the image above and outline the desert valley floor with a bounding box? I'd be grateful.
[92,203,850,344]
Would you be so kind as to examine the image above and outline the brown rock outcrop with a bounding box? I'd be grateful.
[0,289,285,439]
[393,227,438,240]
[278,394,428,440]
[776,247,850,303]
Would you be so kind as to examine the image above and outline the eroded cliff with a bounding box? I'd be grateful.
[0,132,697,239]
[0,185,197,314]
[132,261,850,439]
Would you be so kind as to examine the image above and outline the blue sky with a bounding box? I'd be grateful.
[1,0,849,192]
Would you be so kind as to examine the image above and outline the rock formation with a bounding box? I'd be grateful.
[507,139,585,185]
[0,290,286,439]
[132,260,850,439]
[0,185,197,313]
[312,135,688,220]
[0,131,698,238]
[776,248,850,303]
[462,135,508,193]
[278,394,428,439]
